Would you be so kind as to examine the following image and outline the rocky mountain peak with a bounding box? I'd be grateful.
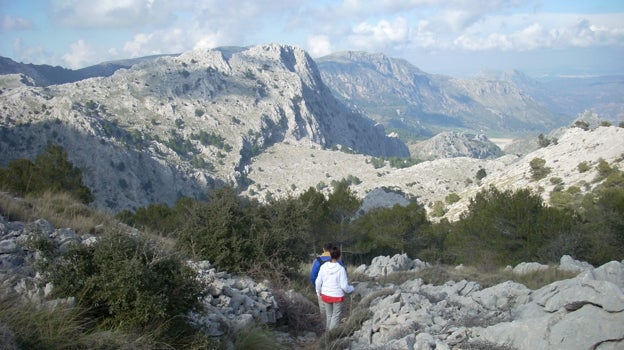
[0,44,408,211]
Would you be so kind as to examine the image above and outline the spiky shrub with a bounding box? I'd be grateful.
[43,230,205,334]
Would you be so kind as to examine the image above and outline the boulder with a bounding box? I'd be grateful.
[559,255,593,273]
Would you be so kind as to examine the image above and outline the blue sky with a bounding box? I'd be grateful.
[1,0,623,77]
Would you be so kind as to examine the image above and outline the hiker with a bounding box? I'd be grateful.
[310,243,334,319]
[315,246,354,330]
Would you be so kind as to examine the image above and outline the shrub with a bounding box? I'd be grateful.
[574,120,590,130]
[577,161,591,173]
[0,142,93,203]
[43,230,204,332]
[447,187,578,266]
[233,326,285,350]
[595,158,615,180]
[537,133,551,147]
[370,157,385,169]
[476,168,487,180]
[174,187,311,275]
[529,157,551,180]
[431,200,446,217]
[445,193,460,204]
[550,177,563,185]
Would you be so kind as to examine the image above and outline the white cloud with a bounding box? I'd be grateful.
[12,38,48,63]
[450,14,624,51]
[349,16,410,51]
[14,0,621,73]
[1,14,33,31]
[62,39,98,68]
[306,35,333,57]
[51,0,180,28]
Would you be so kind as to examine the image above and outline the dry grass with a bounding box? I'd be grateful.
[0,191,115,235]
[0,289,157,349]
[0,191,179,254]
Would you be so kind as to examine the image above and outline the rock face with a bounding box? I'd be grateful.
[348,254,624,350]
[0,44,407,212]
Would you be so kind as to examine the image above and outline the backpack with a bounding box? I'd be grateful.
[316,256,328,266]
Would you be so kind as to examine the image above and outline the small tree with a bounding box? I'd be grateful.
[529,157,551,181]
[537,133,551,148]
[0,142,93,203]
[476,168,487,180]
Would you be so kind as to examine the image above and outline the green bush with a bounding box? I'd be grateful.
[369,157,385,169]
[574,120,590,130]
[475,168,487,180]
[577,161,591,173]
[537,133,551,147]
[445,193,460,204]
[446,187,578,266]
[348,201,428,260]
[174,187,311,276]
[595,158,615,180]
[0,142,93,203]
[43,230,204,332]
[430,200,446,218]
[529,157,551,180]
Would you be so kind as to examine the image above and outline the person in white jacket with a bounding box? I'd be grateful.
[315,246,354,330]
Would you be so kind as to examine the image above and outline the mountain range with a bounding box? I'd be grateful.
[1,43,622,215]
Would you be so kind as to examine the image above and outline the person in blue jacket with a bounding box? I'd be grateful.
[310,243,343,323]
[315,246,354,330]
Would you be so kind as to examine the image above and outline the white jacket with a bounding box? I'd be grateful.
[315,261,354,298]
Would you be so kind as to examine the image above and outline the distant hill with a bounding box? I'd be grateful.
[0,55,171,86]
[316,51,561,137]
[317,51,623,138]
[476,69,624,124]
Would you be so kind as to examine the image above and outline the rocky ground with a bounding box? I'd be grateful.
[2,212,622,349]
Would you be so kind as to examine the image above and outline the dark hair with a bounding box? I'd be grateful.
[330,246,341,260]
[323,243,333,251]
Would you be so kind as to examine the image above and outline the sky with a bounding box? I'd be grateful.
[1,0,623,77]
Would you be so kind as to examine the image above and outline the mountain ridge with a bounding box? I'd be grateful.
[317,51,575,137]
[0,44,407,212]
[1,44,623,217]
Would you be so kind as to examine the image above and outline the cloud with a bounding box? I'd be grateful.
[117,1,305,58]
[1,14,33,31]
[51,0,180,28]
[349,16,410,51]
[11,0,621,73]
[451,15,624,51]
[12,38,48,63]
[307,35,333,57]
[62,39,98,68]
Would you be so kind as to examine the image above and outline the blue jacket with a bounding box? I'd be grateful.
[310,253,344,285]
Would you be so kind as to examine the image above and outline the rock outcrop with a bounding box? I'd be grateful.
[410,131,504,160]
[348,254,624,350]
